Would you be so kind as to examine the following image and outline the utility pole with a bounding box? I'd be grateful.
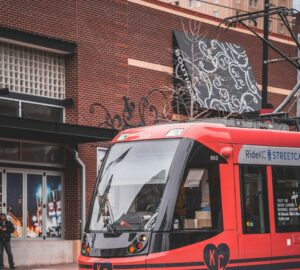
[262,0,269,109]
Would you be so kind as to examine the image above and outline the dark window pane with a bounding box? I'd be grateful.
[46,175,62,238]
[27,174,43,238]
[272,167,300,232]
[22,143,64,164]
[240,166,269,234]
[0,99,19,117]
[7,172,23,238]
[0,141,20,160]
[22,102,63,122]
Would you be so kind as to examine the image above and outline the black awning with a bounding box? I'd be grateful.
[0,115,118,145]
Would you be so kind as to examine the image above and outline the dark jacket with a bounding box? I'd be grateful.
[0,220,15,242]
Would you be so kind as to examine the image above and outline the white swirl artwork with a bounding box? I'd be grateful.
[173,30,261,114]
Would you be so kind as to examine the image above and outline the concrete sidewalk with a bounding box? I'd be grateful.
[21,263,79,269]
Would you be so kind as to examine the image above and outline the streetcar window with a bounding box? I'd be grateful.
[272,167,300,232]
[240,166,270,234]
[173,166,222,230]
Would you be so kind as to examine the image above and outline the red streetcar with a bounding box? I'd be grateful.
[79,119,300,270]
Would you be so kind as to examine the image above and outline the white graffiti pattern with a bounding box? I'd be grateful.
[174,31,261,114]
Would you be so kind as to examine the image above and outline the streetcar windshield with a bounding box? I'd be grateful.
[89,139,180,232]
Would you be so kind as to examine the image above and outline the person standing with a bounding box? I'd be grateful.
[0,213,15,270]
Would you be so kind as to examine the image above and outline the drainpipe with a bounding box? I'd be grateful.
[66,146,86,237]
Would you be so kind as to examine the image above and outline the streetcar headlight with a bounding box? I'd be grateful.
[128,234,148,254]
[128,245,135,254]
[81,234,90,256]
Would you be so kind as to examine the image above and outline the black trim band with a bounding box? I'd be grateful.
[230,254,300,264]
[227,261,300,270]
[114,260,300,269]
[0,26,76,54]
[79,257,300,270]
[114,262,204,269]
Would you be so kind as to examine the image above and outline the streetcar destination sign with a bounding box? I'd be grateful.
[239,145,300,166]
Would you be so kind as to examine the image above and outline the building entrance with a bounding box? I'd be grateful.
[0,168,63,239]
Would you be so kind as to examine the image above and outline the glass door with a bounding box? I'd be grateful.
[0,168,63,239]
[46,175,62,238]
[27,174,43,238]
[6,172,23,238]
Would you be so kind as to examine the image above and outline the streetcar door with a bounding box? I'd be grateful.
[270,166,300,267]
[235,165,272,269]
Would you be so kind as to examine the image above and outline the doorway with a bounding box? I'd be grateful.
[0,168,63,239]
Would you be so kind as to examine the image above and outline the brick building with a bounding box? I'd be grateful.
[0,0,297,267]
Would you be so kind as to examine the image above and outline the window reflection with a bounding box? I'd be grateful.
[0,140,64,165]
[22,143,64,164]
[27,174,43,238]
[7,173,23,238]
[46,175,62,238]
[0,141,20,161]
[0,99,19,117]
[22,102,63,123]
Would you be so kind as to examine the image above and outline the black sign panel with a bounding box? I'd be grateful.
[173,30,261,114]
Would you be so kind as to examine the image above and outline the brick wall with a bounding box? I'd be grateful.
[0,0,298,239]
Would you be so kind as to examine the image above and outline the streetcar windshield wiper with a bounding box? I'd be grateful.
[97,175,116,234]
[95,148,132,234]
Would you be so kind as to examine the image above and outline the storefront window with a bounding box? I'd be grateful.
[22,102,63,123]
[0,97,64,123]
[22,143,64,164]
[27,174,43,238]
[0,141,20,161]
[0,140,64,165]
[0,99,19,117]
[0,170,63,239]
[46,175,62,238]
[7,172,23,238]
